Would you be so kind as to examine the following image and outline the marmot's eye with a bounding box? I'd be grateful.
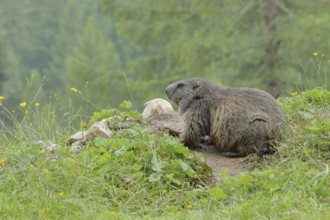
[177,83,184,88]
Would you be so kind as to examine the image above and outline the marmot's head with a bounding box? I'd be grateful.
[165,78,207,105]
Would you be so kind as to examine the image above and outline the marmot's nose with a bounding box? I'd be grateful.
[165,86,170,96]
[165,88,169,95]
[165,83,174,99]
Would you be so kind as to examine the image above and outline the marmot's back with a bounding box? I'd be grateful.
[216,87,284,121]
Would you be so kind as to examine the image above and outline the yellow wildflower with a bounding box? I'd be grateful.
[35,102,40,107]
[25,109,29,114]
[186,204,193,209]
[40,148,46,154]
[110,211,117,216]
[81,121,87,128]
[291,92,298,97]
[313,52,318,56]
[70,87,78,93]
[20,102,27,107]
[0,96,4,100]
[43,168,49,174]
[0,158,5,165]
[59,192,65,197]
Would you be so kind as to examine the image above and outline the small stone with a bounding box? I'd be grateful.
[85,119,113,139]
[66,119,113,150]
[66,131,85,146]
[142,98,174,119]
[35,140,60,152]
[69,140,85,152]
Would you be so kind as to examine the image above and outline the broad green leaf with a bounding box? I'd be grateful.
[179,160,196,178]
[148,172,161,182]
[151,156,164,172]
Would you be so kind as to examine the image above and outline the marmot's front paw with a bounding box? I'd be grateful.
[257,142,276,156]
[200,135,214,145]
[182,141,198,149]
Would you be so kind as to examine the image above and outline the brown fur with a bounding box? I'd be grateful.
[165,78,285,157]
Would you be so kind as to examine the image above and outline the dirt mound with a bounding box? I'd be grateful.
[143,109,252,180]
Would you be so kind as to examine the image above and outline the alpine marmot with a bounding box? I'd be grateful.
[165,78,285,157]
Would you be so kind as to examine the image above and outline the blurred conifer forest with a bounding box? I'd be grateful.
[0,0,329,116]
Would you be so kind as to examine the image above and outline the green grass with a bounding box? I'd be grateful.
[0,88,329,219]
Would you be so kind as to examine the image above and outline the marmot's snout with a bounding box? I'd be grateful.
[165,87,169,97]
[165,84,174,100]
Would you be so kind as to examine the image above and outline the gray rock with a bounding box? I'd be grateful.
[144,112,184,137]
[35,140,60,152]
[142,98,174,119]
[66,119,113,151]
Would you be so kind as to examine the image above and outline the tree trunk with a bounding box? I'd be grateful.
[264,0,278,70]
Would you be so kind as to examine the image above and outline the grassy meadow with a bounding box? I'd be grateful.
[0,86,329,219]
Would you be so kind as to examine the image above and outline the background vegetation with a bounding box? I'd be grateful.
[0,0,329,117]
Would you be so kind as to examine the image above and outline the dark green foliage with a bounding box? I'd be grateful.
[87,127,209,186]
[0,0,329,115]
[87,105,210,190]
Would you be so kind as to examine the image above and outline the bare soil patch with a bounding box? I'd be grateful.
[189,145,251,180]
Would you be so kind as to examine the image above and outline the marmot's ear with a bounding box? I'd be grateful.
[192,81,201,90]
